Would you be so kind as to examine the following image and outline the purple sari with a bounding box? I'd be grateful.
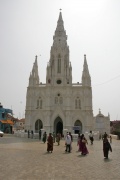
[80,139,89,155]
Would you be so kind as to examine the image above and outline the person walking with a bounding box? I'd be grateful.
[69,132,73,151]
[47,133,53,153]
[103,137,112,159]
[65,133,71,153]
[103,132,108,139]
[31,130,34,139]
[53,132,56,143]
[80,134,89,155]
[42,132,47,143]
[56,132,61,146]
[89,130,94,145]
[65,132,68,152]
[39,129,41,140]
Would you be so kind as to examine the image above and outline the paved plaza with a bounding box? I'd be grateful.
[0,134,120,180]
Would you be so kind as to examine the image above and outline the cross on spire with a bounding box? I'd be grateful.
[99,108,101,114]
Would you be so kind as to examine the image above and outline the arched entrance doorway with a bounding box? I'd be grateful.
[35,119,43,133]
[74,120,82,134]
[54,116,63,136]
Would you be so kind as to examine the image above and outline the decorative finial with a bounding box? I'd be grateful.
[99,108,101,114]
[84,54,86,60]
[35,55,37,60]
[59,8,62,11]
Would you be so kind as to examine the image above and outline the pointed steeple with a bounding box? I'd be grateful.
[56,11,64,31]
[46,11,72,86]
[82,54,91,86]
[29,55,39,86]
[53,10,67,43]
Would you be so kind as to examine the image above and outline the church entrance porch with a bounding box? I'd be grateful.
[74,120,82,134]
[54,117,63,136]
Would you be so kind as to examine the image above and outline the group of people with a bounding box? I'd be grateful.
[41,131,73,153]
[45,131,88,155]
[32,129,113,159]
[41,131,61,153]
[78,131,112,159]
[46,131,89,155]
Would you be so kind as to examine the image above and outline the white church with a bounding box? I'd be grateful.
[25,12,110,136]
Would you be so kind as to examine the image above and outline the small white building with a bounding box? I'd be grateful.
[25,12,110,135]
[14,119,25,131]
[94,109,110,135]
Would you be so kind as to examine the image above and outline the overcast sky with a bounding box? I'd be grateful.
[0,0,120,120]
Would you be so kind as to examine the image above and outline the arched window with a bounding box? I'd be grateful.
[75,99,77,109]
[58,55,61,73]
[75,97,81,109]
[37,97,43,109]
[35,119,43,133]
[55,94,63,104]
[74,120,82,134]
[79,99,81,109]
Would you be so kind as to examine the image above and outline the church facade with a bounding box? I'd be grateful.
[25,12,110,135]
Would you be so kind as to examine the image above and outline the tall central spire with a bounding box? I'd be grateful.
[53,11,67,44]
[46,11,72,86]
[56,11,64,31]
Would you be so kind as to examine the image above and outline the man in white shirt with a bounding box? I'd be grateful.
[89,130,94,145]
[65,133,71,153]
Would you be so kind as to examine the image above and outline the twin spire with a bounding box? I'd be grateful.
[82,54,91,86]
[29,55,39,86]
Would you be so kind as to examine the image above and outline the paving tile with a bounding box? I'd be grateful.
[0,135,120,180]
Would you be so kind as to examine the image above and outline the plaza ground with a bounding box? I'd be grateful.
[0,134,120,180]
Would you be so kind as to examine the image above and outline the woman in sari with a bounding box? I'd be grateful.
[80,134,89,155]
[47,133,53,153]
